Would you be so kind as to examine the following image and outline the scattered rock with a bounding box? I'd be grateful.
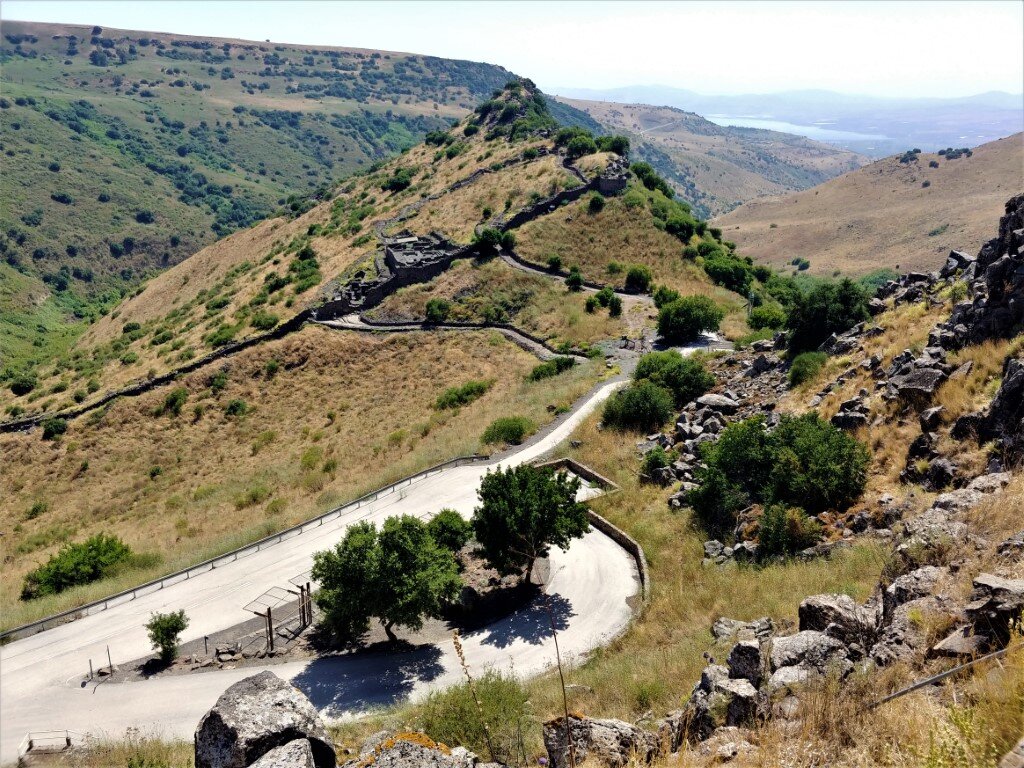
[798,594,877,650]
[249,740,315,768]
[543,715,659,768]
[696,394,740,414]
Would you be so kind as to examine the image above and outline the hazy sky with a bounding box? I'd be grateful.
[6,1,1023,98]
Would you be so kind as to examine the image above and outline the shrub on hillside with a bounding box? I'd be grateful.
[608,294,623,317]
[652,285,681,309]
[785,279,870,354]
[528,356,576,381]
[624,264,653,293]
[41,418,68,441]
[146,610,189,663]
[642,445,671,477]
[657,296,724,343]
[420,670,530,764]
[634,350,714,407]
[565,266,583,292]
[587,192,606,214]
[789,351,827,387]
[758,505,822,559]
[159,387,188,417]
[602,380,674,432]
[547,254,563,272]
[425,297,451,324]
[21,533,134,600]
[435,379,493,410]
[748,304,787,330]
[10,373,37,396]
[481,415,536,446]
[688,413,869,539]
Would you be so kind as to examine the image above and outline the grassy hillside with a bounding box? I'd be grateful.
[713,133,1024,276]
[0,20,518,367]
[559,97,868,218]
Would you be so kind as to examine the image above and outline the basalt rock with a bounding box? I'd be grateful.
[195,672,335,768]
[250,740,315,768]
[543,715,660,768]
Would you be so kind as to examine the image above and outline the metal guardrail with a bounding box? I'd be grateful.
[18,730,86,757]
[1,454,489,643]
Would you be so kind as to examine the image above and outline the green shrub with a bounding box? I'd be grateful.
[642,445,671,477]
[528,356,576,382]
[748,304,787,330]
[481,415,536,446]
[624,264,653,293]
[587,192,606,214]
[250,310,279,331]
[602,380,674,432]
[21,533,133,600]
[652,285,681,309]
[547,254,563,272]
[235,483,271,509]
[634,350,714,407]
[758,505,823,559]
[426,508,471,552]
[565,266,583,292]
[41,418,68,440]
[420,671,530,764]
[657,296,724,343]
[789,351,827,387]
[146,610,189,663]
[608,294,623,317]
[10,373,37,396]
[585,295,598,313]
[160,387,188,417]
[224,398,248,417]
[435,379,493,409]
[425,298,451,324]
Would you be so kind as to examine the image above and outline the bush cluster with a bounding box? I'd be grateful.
[528,356,576,381]
[481,415,536,446]
[788,351,827,387]
[21,533,134,600]
[657,295,724,343]
[688,413,869,546]
[785,279,870,354]
[435,379,493,410]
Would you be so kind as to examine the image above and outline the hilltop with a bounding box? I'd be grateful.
[0,21,596,370]
[557,97,867,218]
[713,133,1024,276]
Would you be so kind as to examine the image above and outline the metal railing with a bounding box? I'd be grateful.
[0,455,489,643]
[18,730,85,757]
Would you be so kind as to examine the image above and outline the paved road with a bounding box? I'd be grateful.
[0,379,637,762]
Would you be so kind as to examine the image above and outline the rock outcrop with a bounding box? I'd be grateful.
[194,672,335,768]
[543,715,660,768]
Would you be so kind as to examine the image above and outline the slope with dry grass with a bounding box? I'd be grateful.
[0,326,602,629]
[714,133,1024,277]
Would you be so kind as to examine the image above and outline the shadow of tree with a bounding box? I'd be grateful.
[290,641,445,714]
[475,591,574,649]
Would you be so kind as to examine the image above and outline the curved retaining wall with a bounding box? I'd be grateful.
[0,454,489,643]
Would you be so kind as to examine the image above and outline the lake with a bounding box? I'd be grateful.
[706,115,891,142]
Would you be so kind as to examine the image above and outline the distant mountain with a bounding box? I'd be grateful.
[555,86,1024,157]
[713,133,1024,276]
[558,97,867,218]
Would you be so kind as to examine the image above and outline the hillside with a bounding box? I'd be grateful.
[0,21,587,371]
[557,97,868,218]
[713,132,1024,276]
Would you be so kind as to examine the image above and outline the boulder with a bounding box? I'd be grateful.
[890,368,947,404]
[343,735,477,768]
[871,596,953,666]
[798,594,876,649]
[250,740,315,768]
[932,625,988,658]
[1000,736,1024,768]
[195,672,335,768]
[831,411,869,431]
[883,566,946,620]
[924,458,958,491]
[696,394,741,414]
[696,726,757,763]
[768,631,848,674]
[966,574,1024,645]
[543,715,659,768]
[919,406,945,432]
[711,617,774,642]
[727,639,764,688]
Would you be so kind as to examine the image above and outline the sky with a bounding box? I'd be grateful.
[5,1,1023,98]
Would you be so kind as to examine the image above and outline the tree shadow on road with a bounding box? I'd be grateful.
[475,592,574,649]
[290,641,445,715]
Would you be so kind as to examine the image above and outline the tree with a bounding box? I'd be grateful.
[657,296,724,343]
[587,193,606,214]
[312,516,461,642]
[565,267,583,292]
[427,509,472,552]
[601,380,674,432]
[472,465,589,579]
[785,279,870,354]
[146,610,189,663]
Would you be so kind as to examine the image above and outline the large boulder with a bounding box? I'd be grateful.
[195,672,335,768]
[798,594,877,652]
[966,573,1024,646]
[890,368,947,405]
[696,394,740,414]
[543,715,659,768]
[250,740,315,768]
[727,639,765,688]
[342,734,477,768]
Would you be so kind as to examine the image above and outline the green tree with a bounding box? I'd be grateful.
[633,350,715,407]
[565,266,583,292]
[587,193,606,214]
[785,279,870,354]
[652,285,681,309]
[312,521,379,641]
[624,264,653,293]
[472,465,589,579]
[657,296,724,343]
[146,610,189,663]
[427,509,472,552]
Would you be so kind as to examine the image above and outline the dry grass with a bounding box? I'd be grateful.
[370,257,640,347]
[0,326,602,629]
[714,133,1024,276]
[404,155,574,242]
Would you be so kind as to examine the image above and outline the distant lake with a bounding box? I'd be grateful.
[706,115,890,143]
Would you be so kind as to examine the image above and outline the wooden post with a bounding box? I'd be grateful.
[106,645,113,673]
[266,608,274,652]
[306,581,312,624]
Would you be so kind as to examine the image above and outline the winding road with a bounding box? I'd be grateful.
[0,378,638,763]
